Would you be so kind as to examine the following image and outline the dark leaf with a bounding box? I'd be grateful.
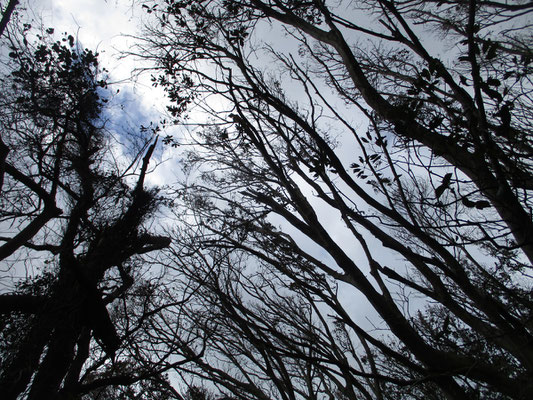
[462,197,476,208]
[481,84,503,102]
[441,173,452,187]
[486,43,498,60]
[435,173,452,199]
[429,116,444,130]
[435,184,447,199]
[486,77,501,87]
[475,200,491,209]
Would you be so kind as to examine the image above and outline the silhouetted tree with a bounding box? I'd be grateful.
[0,23,171,399]
[137,0,533,399]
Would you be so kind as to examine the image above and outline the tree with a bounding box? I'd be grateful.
[137,0,533,399]
[0,22,173,399]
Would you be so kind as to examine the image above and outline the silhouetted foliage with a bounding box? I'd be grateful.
[135,0,533,399]
[0,21,172,399]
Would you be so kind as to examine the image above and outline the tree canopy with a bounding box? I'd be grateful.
[136,0,533,399]
[0,12,173,400]
[1,0,533,399]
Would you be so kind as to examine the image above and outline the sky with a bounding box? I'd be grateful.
[3,1,530,396]
[33,0,142,84]
[0,0,181,286]
[7,0,406,331]
[29,0,183,186]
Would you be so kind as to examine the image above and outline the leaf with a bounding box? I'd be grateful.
[461,197,476,208]
[435,173,452,199]
[429,116,444,130]
[459,75,469,86]
[435,184,447,199]
[486,43,498,60]
[486,77,501,87]
[481,84,503,102]
[441,173,452,187]
[482,39,491,54]
[475,200,491,209]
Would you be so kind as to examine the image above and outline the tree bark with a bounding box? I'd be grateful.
[0,0,18,37]
[0,318,53,400]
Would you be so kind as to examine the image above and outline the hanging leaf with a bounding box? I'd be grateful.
[475,200,491,209]
[435,173,452,199]
[486,43,498,60]
[462,197,476,208]
[486,77,501,87]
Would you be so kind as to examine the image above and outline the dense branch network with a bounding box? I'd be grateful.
[134,0,533,399]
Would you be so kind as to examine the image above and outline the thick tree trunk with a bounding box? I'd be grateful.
[25,268,85,399]
[0,318,53,400]
[60,328,92,398]
[27,323,81,400]
[0,294,44,313]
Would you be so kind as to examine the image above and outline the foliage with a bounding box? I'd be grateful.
[0,20,172,400]
[136,0,533,399]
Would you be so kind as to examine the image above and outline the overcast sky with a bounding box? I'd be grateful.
[10,0,400,329]
[27,0,185,187]
[34,0,140,81]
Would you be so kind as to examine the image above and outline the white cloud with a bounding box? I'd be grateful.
[27,0,179,181]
